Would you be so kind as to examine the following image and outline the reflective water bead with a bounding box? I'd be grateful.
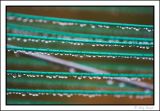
[18,74,22,78]
[58,22,68,26]
[29,19,33,23]
[127,95,133,100]
[88,95,96,98]
[51,93,56,96]
[38,19,43,23]
[114,95,122,98]
[58,93,64,97]
[69,68,76,73]
[80,24,87,27]
[32,93,39,97]
[16,38,21,41]
[89,77,93,80]
[22,18,28,22]
[60,53,64,56]
[104,26,110,29]
[22,93,26,97]
[98,25,103,28]
[7,38,12,41]
[147,30,152,32]
[7,16,15,20]
[80,56,84,58]
[121,45,124,48]
[67,94,72,98]
[77,77,82,80]
[91,25,96,28]
[107,80,114,85]
[23,39,28,42]
[119,83,125,88]
[12,75,17,78]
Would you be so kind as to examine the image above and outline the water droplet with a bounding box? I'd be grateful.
[23,39,27,42]
[12,75,17,78]
[89,77,93,80]
[121,45,124,48]
[69,68,76,73]
[22,94,26,96]
[80,24,87,27]
[7,16,15,20]
[91,25,95,28]
[22,18,28,22]
[7,38,12,41]
[119,83,125,88]
[80,56,84,58]
[129,95,133,99]
[67,94,72,98]
[107,80,114,85]
[58,93,63,97]
[77,77,82,80]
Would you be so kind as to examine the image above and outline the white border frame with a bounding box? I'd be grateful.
[1,1,159,110]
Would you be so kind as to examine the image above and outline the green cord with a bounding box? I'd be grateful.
[7,45,153,58]
[7,23,153,42]
[7,70,153,78]
[7,12,153,28]
[7,33,153,47]
[7,88,153,96]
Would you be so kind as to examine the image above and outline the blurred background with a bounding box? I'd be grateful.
[7,7,153,104]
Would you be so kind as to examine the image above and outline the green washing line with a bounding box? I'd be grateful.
[7,45,153,58]
[7,23,153,42]
[7,12,153,28]
[7,33,153,47]
[7,70,153,78]
[7,88,153,96]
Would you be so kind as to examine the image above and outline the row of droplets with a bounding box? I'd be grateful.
[6,91,152,99]
[9,29,154,45]
[7,73,150,81]
[7,16,153,33]
[7,50,154,61]
[7,37,153,49]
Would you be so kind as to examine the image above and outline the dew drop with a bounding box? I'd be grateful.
[7,38,12,41]
[22,93,26,97]
[115,95,122,98]
[89,77,93,80]
[58,93,63,97]
[67,94,72,98]
[91,25,95,28]
[129,95,133,99]
[119,83,125,88]
[23,39,27,42]
[77,77,82,80]
[107,80,114,85]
